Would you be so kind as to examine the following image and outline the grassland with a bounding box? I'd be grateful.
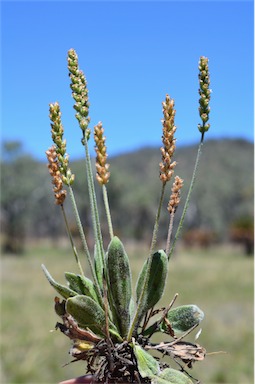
[1,243,253,384]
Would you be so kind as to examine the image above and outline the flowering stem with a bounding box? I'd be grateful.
[149,183,166,256]
[82,134,106,276]
[60,204,84,276]
[68,184,104,305]
[127,183,166,341]
[167,136,204,260]
[102,184,114,240]
[166,210,175,256]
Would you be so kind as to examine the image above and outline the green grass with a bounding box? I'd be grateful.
[1,243,253,384]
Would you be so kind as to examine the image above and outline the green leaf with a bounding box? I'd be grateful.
[133,344,159,379]
[129,297,135,319]
[152,368,193,384]
[66,295,122,341]
[106,236,132,337]
[160,305,204,334]
[136,250,168,316]
[42,264,77,299]
[65,272,99,303]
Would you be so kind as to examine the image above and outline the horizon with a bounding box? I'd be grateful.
[1,136,253,162]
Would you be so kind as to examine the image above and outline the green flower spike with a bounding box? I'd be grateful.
[198,56,211,136]
[67,49,90,138]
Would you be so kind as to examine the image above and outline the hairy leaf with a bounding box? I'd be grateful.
[42,264,77,299]
[133,344,159,379]
[152,368,193,384]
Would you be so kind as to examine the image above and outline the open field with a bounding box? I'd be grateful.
[1,243,253,384]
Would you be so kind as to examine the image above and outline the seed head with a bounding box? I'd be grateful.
[46,146,67,205]
[159,95,177,184]
[94,122,110,185]
[49,102,75,185]
[68,49,90,138]
[198,56,211,134]
[167,176,183,214]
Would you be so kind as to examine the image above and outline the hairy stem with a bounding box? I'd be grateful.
[167,136,204,260]
[68,185,103,305]
[61,204,84,276]
[166,210,175,256]
[102,184,114,240]
[149,183,166,256]
[83,135,106,262]
[127,183,166,341]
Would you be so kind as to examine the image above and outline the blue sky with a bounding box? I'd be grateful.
[1,0,254,160]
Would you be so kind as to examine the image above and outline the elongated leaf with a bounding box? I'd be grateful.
[152,368,193,384]
[65,272,99,303]
[65,272,83,293]
[66,295,122,341]
[136,250,168,321]
[106,236,132,337]
[42,264,77,299]
[133,344,159,379]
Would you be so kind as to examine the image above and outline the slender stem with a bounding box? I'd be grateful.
[142,307,154,333]
[149,183,166,256]
[102,184,114,240]
[167,136,204,260]
[68,186,91,266]
[61,204,84,276]
[103,270,111,342]
[127,183,166,341]
[83,135,106,272]
[144,293,178,338]
[68,185,103,305]
[165,210,175,256]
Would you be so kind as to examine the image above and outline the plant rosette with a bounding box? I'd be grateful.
[43,50,211,383]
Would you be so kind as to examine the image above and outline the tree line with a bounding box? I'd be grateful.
[1,139,253,254]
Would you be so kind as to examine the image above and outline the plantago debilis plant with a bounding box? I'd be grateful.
[43,51,211,383]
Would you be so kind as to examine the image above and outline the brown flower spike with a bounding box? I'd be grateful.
[159,95,177,184]
[46,145,67,205]
[94,122,110,185]
[168,176,184,214]
[198,56,211,135]
[49,102,75,186]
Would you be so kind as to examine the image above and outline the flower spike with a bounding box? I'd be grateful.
[43,51,211,383]
[49,102,75,186]
[168,176,184,214]
[94,122,110,185]
[45,145,67,205]
[159,95,177,184]
[198,56,211,136]
[68,49,90,139]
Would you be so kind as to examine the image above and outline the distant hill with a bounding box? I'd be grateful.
[97,138,253,242]
[1,138,253,253]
